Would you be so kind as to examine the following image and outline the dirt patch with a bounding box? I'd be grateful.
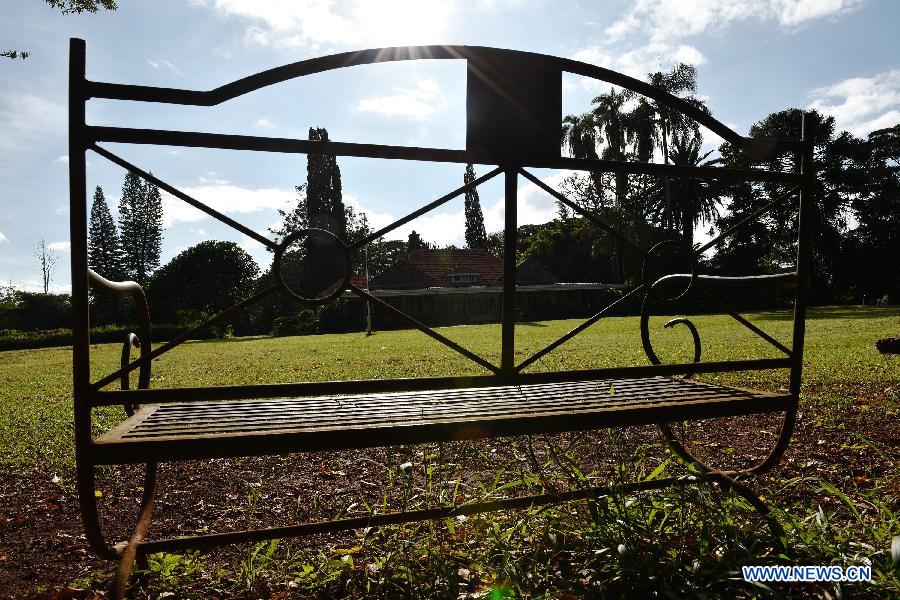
[1,399,896,599]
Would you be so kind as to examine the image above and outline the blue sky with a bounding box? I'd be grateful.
[2,0,898,292]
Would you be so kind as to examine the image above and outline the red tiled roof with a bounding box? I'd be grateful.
[405,249,504,287]
[320,274,372,297]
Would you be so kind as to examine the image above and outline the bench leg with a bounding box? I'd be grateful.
[658,399,798,476]
[110,462,159,600]
[658,424,790,552]
[77,460,159,599]
[76,462,119,562]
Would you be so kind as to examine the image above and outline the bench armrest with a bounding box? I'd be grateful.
[87,270,152,409]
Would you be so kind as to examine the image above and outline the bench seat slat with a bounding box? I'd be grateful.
[92,377,791,465]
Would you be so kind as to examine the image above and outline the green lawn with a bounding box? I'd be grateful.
[0,306,897,473]
[1,306,898,596]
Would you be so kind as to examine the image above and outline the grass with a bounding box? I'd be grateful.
[1,306,896,473]
[0,306,898,597]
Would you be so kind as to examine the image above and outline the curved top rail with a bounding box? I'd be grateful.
[83,43,783,154]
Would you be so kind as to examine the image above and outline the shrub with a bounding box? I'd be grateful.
[272,309,318,337]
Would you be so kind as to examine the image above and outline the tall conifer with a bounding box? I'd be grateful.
[299,127,346,298]
[87,185,123,279]
[463,164,487,248]
[118,172,163,286]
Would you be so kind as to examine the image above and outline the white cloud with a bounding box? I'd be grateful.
[572,43,706,84]
[808,69,900,135]
[606,0,865,44]
[0,230,8,243]
[0,92,67,153]
[54,155,69,164]
[254,117,275,130]
[48,241,70,252]
[161,184,296,227]
[483,171,570,234]
[147,58,184,76]
[356,79,447,120]
[197,173,230,185]
[570,1,863,105]
[194,0,455,52]
[774,0,865,26]
[344,194,396,233]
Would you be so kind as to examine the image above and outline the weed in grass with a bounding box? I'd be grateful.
[141,552,207,596]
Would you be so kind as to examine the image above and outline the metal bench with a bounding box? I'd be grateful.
[68,39,814,597]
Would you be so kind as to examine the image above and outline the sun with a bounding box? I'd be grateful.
[354,0,454,47]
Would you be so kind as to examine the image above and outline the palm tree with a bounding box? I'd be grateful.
[645,64,709,230]
[562,90,638,281]
[562,112,602,202]
[666,131,720,247]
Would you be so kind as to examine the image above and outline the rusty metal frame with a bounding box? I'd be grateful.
[69,39,813,597]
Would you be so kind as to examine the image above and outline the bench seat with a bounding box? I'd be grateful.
[92,377,792,465]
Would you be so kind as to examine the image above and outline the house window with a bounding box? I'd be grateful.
[449,273,479,284]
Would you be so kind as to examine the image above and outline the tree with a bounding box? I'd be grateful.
[868,124,900,169]
[4,0,116,59]
[837,124,900,301]
[463,164,488,248]
[712,109,851,302]
[562,112,604,207]
[344,205,372,276]
[561,89,638,282]
[148,241,259,333]
[644,64,707,229]
[45,0,117,12]
[524,218,612,283]
[87,186,123,280]
[659,131,720,247]
[367,239,408,276]
[298,127,347,299]
[34,239,57,294]
[0,290,70,331]
[271,184,309,241]
[589,90,631,207]
[407,231,427,253]
[118,172,163,286]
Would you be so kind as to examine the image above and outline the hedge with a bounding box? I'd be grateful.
[0,324,219,351]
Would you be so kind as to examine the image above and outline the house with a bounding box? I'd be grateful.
[375,249,506,289]
[332,249,624,328]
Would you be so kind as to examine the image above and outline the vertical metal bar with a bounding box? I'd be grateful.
[71,38,115,559]
[501,168,517,374]
[790,113,815,396]
[69,38,91,443]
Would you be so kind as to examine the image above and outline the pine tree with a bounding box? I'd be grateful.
[87,185,122,279]
[117,172,142,281]
[143,177,164,279]
[118,172,163,286]
[463,163,487,248]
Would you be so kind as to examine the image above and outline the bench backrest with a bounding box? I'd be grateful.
[68,39,814,423]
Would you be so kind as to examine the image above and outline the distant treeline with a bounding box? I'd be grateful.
[5,66,897,347]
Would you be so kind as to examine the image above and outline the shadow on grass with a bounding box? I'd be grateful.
[753,306,900,322]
